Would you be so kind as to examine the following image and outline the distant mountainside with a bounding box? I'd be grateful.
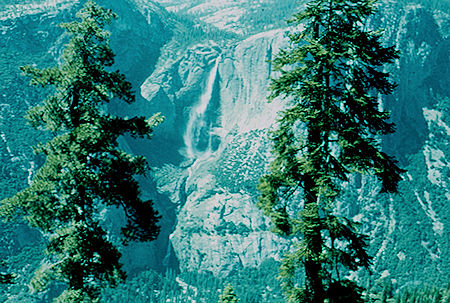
[0,0,448,301]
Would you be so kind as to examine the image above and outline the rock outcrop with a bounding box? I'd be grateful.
[142,1,449,283]
[0,0,448,286]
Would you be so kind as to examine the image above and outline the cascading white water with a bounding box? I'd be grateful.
[183,56,220,160]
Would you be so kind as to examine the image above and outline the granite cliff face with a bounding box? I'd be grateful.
[140,1,449,283]
[143,31,291,275]
[0,0,448,286]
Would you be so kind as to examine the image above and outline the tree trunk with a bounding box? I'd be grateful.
[303,120,325,302]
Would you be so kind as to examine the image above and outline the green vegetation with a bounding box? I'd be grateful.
[258,0,404,301]
[101,269,181,303]
[365,284,450,303]
[398,0,450,12]
[0,36,56,295]
[238,0,298,35]
[0,261,14,284]
[172,13,238,45]
[219,284,240,303]
[0,0,448,302]
[379,94,450,285]
[0,2,162,302]
[393,284,450,303]
[0,243,45,302]
[0,49,52,199]
[101,259,282,303]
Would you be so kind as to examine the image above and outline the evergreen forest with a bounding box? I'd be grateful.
[0,0,448,302]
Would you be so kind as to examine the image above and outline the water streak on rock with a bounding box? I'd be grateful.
[183,55,220,160]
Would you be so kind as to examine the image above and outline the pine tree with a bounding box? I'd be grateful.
[219,284,240,303]
[257,0,404,302]
[0,2,162,302]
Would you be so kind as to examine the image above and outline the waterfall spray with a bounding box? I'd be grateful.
[183,56,220,160]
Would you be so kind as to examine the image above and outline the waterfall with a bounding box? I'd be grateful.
[183,56,220,160]
[162,239,172,267]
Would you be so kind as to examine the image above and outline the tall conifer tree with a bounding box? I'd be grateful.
[258,0,404,302]
[0,2,162,302]
[219,284,240,303]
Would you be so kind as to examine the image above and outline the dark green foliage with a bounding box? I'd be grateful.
[0,273,14,284]
[327,280,365,303]
[0,46,54,303]
[226,259,284,303]
[0,260,14,284]
[0,49,52,200]
[0,1,162,302]
[178,260,284,303]
[258,0,404,302]
[102,259,283,303]
[388,98,449,284]
[219,284,240,303]
[101,269,179,303]
[237,0,299,35]
[165,11,238,52]
[393,284,450,303]
[0,243,45,302]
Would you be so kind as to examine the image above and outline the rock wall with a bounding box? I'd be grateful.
[0,0,448,286]
[140,2,449,282]
[138,30,291,275]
